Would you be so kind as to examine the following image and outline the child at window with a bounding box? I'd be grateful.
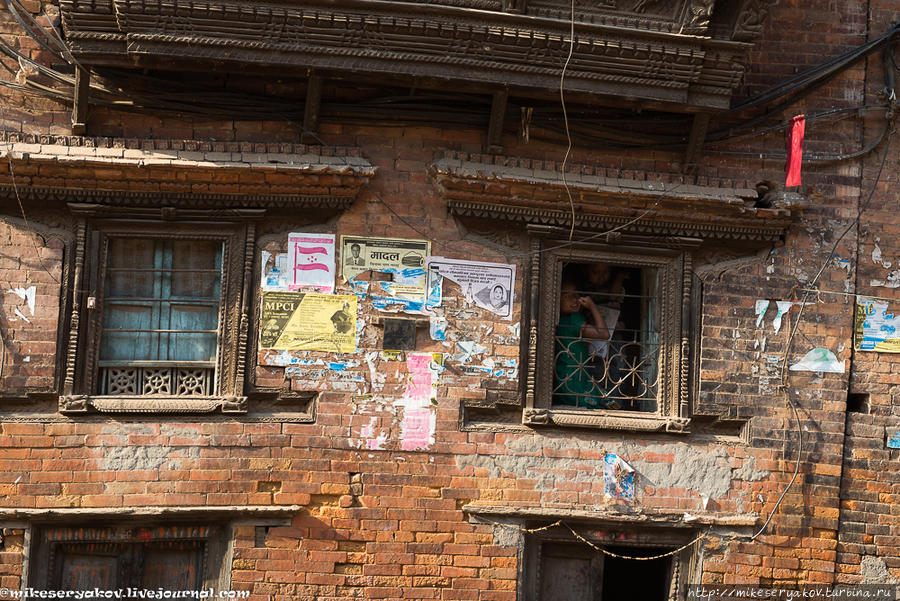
[554,280,621,410]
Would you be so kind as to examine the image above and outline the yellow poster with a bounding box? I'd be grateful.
[259,291,357,353]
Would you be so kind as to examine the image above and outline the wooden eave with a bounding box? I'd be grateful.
[0,132,375,215]
[58,0,775,111]
[431,153,804,243]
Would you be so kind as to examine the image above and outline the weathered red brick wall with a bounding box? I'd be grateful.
[0,0,899,598]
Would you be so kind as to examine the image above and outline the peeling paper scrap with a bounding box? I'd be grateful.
[872,243,892,269]
[426,257,516,319]
[429,315,448,341]
[603,453,635,502]
[372,295,428,315]
[261,251,291,291]
[887,430,900,450]
[450,341,489,364]
[772,300,794,334]
[789,348,844,373]
[755,300,770,328]
[7,286,36,315]
[870,269,900,288]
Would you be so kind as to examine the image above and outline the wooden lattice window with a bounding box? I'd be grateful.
[59,218,254,415]
[98,238,223,396]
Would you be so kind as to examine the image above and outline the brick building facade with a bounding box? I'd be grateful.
[0,0,899,599]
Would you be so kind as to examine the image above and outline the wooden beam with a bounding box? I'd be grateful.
[301,72,322,144]
[682,112,710,174]
[486,89,508,154]
[71,65,90,135]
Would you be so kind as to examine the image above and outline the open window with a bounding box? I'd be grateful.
[523,239,695,432]
[59,214,255,414]
[523,529,695,601]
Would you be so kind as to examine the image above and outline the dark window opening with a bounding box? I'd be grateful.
[531,540,674,601]
[846,392,869,414]
[30,524,228,593]
[553,261,659,412]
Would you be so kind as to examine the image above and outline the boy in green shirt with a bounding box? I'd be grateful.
[554,280,620,409]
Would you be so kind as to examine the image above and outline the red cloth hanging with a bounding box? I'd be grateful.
[785,114,805,187]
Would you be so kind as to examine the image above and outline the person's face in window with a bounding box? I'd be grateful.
[586,263,611,287]
[560,282,580,315]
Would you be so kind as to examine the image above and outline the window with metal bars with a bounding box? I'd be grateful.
[98,238,223,396]
[524,240,692,431]
[552,262,660,412]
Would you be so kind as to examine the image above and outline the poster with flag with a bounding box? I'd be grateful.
[288,233,335,293]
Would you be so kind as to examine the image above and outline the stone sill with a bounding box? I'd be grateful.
[462,504,759,528]
[0,505,302,523]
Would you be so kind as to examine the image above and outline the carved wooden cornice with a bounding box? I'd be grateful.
[0,185,355,212]
[431,154,804,243]
[59,0,775,110]
[0,135,375,213]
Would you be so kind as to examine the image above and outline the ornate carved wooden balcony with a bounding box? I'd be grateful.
[59,0,775,110]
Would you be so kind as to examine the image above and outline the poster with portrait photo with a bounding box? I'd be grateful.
[340,235,430,299]
[426,257,516,319]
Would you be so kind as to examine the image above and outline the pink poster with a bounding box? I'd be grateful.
[401,407,434,451]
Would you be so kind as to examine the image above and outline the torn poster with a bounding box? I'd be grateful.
[399,352,444,451]
[261,252,291,291]
[772,301,794,334]
[7,286,36,315]
[259,291,357,353]
[288,233,335,293]
[340,235,429,299]
[400,407,435,451]
[426,257,516,319]
[429,315,447,341]
[789,348,844,373]
[603,453,635,502]
[887,429,900,450]
[755,300,770,328]
[855,297,900,352]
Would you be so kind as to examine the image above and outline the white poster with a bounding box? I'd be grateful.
[288,233,335,293]
[426,257,516,319]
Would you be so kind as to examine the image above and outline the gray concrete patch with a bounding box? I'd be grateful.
[458,434,768,502]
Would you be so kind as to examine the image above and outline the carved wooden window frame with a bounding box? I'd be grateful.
[521,524,698,601]
[29,523,231,592]
[59,216,255,415]
[523,236,695,432]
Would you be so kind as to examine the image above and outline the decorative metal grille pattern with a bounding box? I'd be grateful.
[101,367,214,396]
[552,332,659,411]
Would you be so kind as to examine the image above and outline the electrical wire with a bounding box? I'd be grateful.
[559,0,577,241]
[745,127,897,543]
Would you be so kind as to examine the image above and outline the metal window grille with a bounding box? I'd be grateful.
[552,280,660,412]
